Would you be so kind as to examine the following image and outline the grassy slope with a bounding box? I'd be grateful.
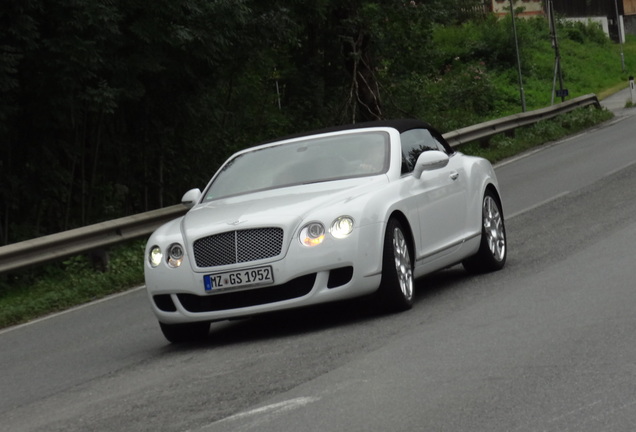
[0,241,147,328]
[1,22,635,329]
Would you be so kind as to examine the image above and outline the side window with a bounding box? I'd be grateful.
[400,128,451,174]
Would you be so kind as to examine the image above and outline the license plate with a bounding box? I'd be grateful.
[204,266,274,293]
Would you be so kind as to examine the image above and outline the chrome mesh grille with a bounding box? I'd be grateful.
[193,228,284,268]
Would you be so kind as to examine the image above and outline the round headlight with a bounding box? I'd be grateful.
[167,243,185,268]
[149,246,163,268]
[331,216,354,239]
[300,222,325,247]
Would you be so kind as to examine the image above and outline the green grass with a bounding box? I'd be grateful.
[0,241,146,328]
[423,19,636,130]
[461,105,615,163]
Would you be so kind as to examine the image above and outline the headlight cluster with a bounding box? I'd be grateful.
[148,243,185,268]
[300,223,325,247]
[330,216,355,239]
[167,243,184,268]
[299,216,354,247]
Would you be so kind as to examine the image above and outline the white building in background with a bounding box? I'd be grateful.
[489,0,635,40]
[491,0,545,18]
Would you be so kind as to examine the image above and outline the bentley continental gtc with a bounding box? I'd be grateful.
[144,119,507,343]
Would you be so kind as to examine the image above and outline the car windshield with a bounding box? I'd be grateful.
[204,131,390,201]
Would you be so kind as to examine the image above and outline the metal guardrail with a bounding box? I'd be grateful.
[0,205,188,273]
[442,93,600,147]
[0,94,601,274]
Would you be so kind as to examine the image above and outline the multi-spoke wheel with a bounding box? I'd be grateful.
[463,189,507,273]
[378,218,414,312]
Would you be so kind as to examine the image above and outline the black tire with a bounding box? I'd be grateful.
[159,321,210,343]
[463,189,507,274]
[377,218,415,312]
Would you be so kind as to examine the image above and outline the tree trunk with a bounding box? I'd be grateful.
[342,30,382,122]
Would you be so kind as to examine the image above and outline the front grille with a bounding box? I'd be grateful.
[193,228,284,268]
[177,273,316,312]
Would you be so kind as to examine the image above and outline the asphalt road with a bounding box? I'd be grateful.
[1,104,635,432]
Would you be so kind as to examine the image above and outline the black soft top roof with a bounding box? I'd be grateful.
[260,119,434,145]
[306,119,433,135]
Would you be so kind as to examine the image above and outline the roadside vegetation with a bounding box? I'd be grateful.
[0,241,146,328]
[462,106,614,163]
[1,1,634,328]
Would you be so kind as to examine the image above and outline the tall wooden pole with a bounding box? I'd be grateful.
[509,0,526,112]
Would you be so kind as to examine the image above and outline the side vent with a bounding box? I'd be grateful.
[154,294,177,312]
[327,267,354,288]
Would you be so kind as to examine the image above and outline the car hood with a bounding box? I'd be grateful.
[181,176,387,240]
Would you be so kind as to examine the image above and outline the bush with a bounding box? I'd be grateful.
[561,20,609,46]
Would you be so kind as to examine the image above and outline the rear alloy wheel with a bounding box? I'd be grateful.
[159,321,210,343]
[378,218,414,312]
[463,190,507,273]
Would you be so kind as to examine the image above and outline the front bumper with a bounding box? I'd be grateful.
[144,222,385,324]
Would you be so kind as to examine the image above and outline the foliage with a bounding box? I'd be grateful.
[560,19,609,46]
[0,0,285,243]
[392,14,635,131]
[461,106,614,163]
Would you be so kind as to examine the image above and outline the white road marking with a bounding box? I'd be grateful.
[195,396,320,431]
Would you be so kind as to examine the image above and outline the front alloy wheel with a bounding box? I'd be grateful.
[463,190,507,273]
[483,195,506,263]
[378,218,414,312]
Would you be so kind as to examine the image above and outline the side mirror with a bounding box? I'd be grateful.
[181,188,202,209]
[412,151,449,179]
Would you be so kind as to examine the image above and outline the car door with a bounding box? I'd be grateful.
[400,128,468,262]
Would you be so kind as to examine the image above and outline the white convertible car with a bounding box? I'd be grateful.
[144,119,507,342]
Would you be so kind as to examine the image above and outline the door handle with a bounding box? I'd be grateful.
[450,171,459,181]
